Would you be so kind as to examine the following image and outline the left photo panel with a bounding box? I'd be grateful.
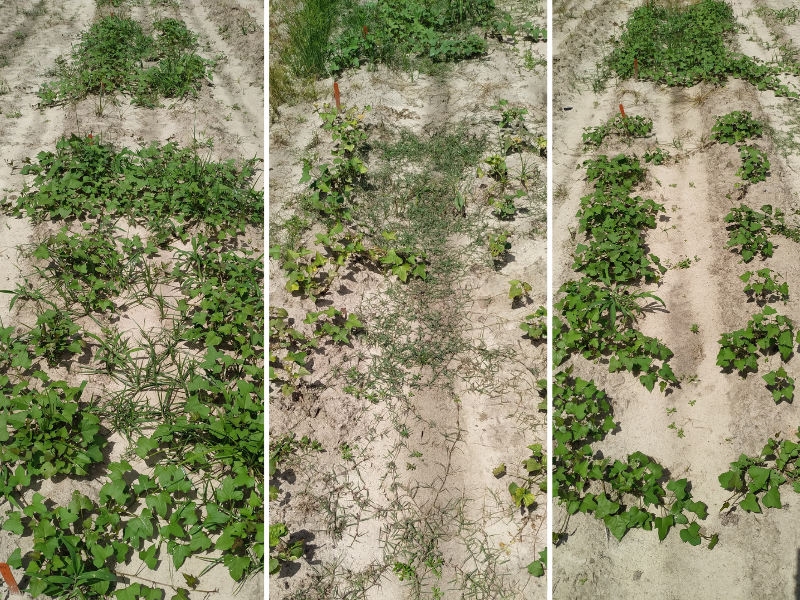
[0,1,265,599]
[268,1,548,598]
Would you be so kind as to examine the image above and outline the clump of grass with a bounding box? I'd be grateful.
[285,0,339,78]
[268,63,317,116]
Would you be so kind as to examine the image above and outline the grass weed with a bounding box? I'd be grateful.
[285,0,339,78]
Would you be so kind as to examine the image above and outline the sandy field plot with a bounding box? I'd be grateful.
[268,1,547,598]
[553,1,800,598]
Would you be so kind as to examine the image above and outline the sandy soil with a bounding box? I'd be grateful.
[267,2,547,598]
[0,0,264,598]
[553,1,800,598]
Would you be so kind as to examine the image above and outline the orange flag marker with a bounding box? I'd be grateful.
[0,563,20,595]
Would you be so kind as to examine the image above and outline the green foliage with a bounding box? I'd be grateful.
[3,490,120,599]
[269,433,323,470]
[489,190,524,219]
[172,235,263,355]
[487,230,511,262]
[477,154,508,182]
[719,429,800,514]
[560,142,674,393]
[581,154,646,192]
[553,279,676,392]
[509,280,531,302]
[392,561,416,581]
[643,147,670,165]
[491,99,536,155]
[492,98,527,130]
[270,306,362,397]
[300,105,370,222]
[572,181,666,285]
[508,444,545,509]
[737,146,770,182]
[0,125,266,591]
[376,241,428,282]
[557,112,717,554]
[762,366,794,403]
[526,548,546,577]
[133,376,265,582]
[740,268,789,303]
[0,378,105,498]
[30,224,157,313]
[583,114,653,147]
[10,134,263,241]
[724,204,774,262]
[606,0,798,97]
[276,223,427,303]
[520,306,546,341]
[716,305,796,375]
[28,307,84,367]
[572,215,665,284]
[6,455,263,592]
[284,0,339,78]
[553,371,712,545]
[755,5,800,25]
[38,16,213,107]
[710,111,763,145]
[490,14,546,41]
[326,0,502,74]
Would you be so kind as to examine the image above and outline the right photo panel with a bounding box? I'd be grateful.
[552,0,800,598]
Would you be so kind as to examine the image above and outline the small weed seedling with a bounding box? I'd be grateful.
[691,323,699,334]
[644,147,670,165]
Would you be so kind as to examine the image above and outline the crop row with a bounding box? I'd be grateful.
[708,113,800,515]
[0,131,264,597]
[553,112,715,548]
[269,98,549,581]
